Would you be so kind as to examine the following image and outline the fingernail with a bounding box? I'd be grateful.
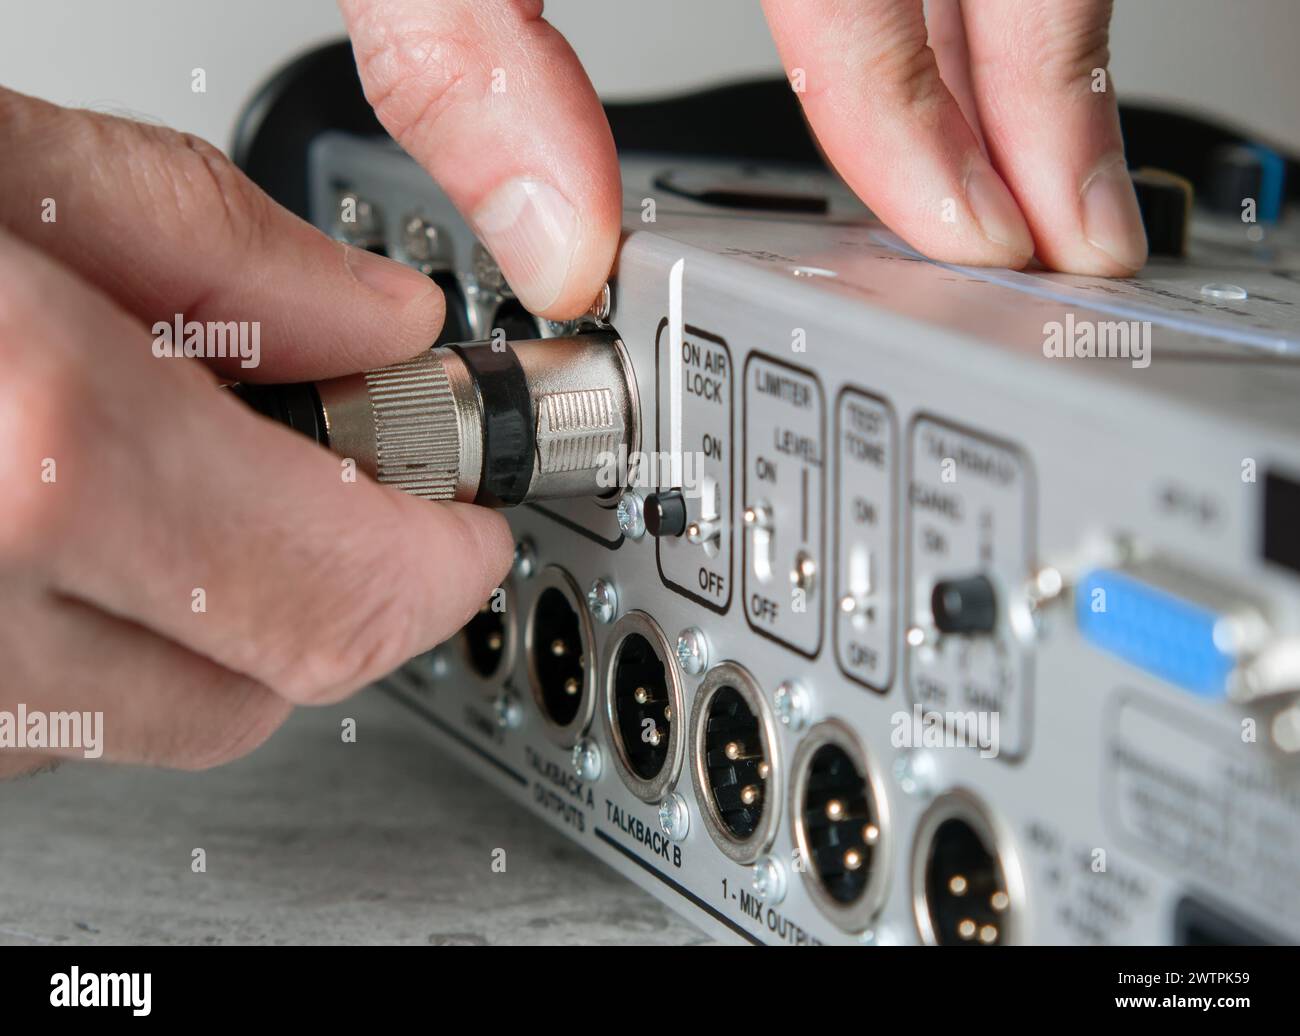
[471,178,579,312]
[965,162,1033,256]
[1080,156,1148,272]
[346,246,437,307]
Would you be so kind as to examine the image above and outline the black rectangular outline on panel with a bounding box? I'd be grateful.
[1101,687,1287,945]
[653,317,734,616]
[741,351,826,661]
[902,412,1037,763]
[527,503,625,550]
[1262,467,1300,577]
[832,385,898,695]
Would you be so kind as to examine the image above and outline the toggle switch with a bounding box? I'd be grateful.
[930,574,998,635]
[687,518,722,549]
[744,502,774,582]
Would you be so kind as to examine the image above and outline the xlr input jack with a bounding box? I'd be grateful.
[790,720,891,932]
[690,663,781,863]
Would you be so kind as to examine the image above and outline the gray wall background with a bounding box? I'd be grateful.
[2,0,1296,157]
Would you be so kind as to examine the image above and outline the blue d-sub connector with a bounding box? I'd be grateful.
[1075,568,1254,698]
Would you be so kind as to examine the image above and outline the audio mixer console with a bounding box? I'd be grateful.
[286,120,1300,946]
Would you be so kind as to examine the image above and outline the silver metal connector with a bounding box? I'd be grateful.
[238,332,638,507]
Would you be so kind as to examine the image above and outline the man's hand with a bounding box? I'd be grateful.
[0,89,512,774]
[339,0,1146,321]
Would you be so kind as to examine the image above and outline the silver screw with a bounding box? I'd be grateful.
[773,680,811,731]
[1272,704,1300,753]
[616,492,646,540]
[676,628,708,675]
[894,750,937,797]
[572,738,603,781]
[751,855,787,905]
[421,649,448,682]
[512,538,536,580]
[492,692,522,731]
[472,242,508,295]
[658,793,690,841]
[860,924,902,946]
[587,282,612,324]
[335,191,383,248]
[586,579,618,625]
[401,215,440,271]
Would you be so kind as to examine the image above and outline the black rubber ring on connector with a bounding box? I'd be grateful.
[228,382,328,446]
[451,343,534,508]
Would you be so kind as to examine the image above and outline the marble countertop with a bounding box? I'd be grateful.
[0,689,708,946]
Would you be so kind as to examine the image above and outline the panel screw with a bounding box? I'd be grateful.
[335,191,383,249]
[512,538,536,580]
[859,924,902,946]
[893,750,937,797]
[401,216,440,272]
[1271,704,1300,754]
[751,855,787,905]
[572,738,603,781]
[676,628,708,675]
[420,649,447,682]
[587,282,612,324]
[773,680,810,731]
[492,692,522,731]
[658,793,690,841]
[616,491,646,540]
[586,579,618,625]
[472,242,508,295]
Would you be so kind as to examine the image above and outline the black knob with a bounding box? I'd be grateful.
[1205,143,1285,224]
[931,575,998,635]
[644,490,688,538]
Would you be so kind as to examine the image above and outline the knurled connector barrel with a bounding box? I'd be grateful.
[298,331,637,506]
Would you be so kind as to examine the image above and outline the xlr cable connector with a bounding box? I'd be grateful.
[232,332,638,506]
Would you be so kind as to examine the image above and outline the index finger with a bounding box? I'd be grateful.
[341,0,622,318]
[761,0,1034,267]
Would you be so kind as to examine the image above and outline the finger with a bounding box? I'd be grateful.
[341,0,621,318]
[962,0,1147,274]
[0,87,444,381]
[926,0,984,150]
[0,229,514,705]
[761,0,1033,267]
[0,590,290,770]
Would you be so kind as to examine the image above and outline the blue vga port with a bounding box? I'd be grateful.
[1075,567,1261,698]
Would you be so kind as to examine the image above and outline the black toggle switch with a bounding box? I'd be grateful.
[645,490,688,538]
[930,575,998,635]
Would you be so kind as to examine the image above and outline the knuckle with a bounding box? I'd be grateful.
[1037,35,1111,93]
[1020,4,1114,93]
[855,9,947,114]
[168,130,275,254]
[351,18,490,147]
[110,117,273,253]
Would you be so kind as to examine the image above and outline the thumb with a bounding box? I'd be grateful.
[341,0,621,319]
